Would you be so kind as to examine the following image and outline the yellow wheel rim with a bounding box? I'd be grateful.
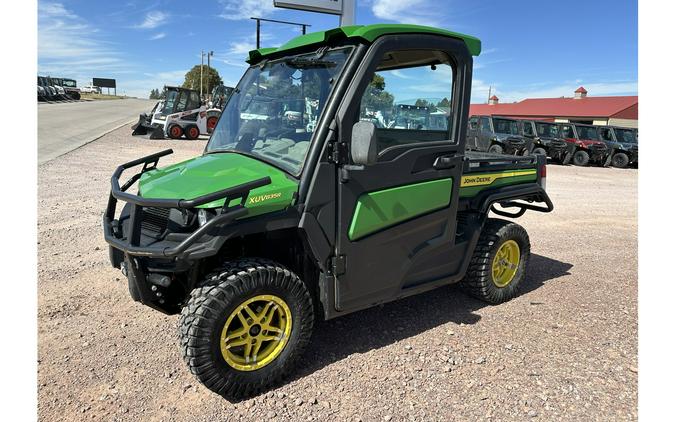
[492,240,521,288]
[220,294,292,371]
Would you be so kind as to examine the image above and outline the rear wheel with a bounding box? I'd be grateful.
[572,150,590,166]
[179,258,314,399]
[206,116,219,134]
[168,124,183,139]
[488,144,503,154]
[532,147,547,157]
[184,124,200,140]
[611,152,629,168]
[460,219,530,304]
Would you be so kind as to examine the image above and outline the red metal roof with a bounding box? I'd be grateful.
[470,95,638,119]
[489,95,499,100]
[575,86,587,94]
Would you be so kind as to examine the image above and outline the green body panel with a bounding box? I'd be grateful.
[247,24,481,63]
[348,178,453,241]
[459,169,537,198]
[138,153,298,217]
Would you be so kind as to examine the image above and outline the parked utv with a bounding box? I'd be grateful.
[467,115,533,155]
[559,123,610,166]
[598,126,638,168]
[520,120,574,164]
[103,24,553,400]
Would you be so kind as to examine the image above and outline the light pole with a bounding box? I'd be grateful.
[206,51,214,98]
[200,50,204,97]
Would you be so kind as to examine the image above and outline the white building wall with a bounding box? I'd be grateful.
[608,118,638,128]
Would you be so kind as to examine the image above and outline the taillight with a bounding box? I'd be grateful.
[540,163,547,191]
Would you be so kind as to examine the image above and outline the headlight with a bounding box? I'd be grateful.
[154,114,166,121]
[197,209,215,226]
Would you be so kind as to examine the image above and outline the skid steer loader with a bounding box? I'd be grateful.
[132,86,222,140]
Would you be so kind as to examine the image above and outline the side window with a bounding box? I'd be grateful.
[522,122,533,136]
[480,117,491,131]
[561,125,574,138]
[187,91,201,110]
[599,128,612,141]
[357,49,455,154]
[469,117,478,130]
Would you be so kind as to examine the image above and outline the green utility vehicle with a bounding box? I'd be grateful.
[103,24,553,399]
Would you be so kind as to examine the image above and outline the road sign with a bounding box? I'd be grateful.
[274,0,354,25]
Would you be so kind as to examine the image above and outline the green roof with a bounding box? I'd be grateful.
[247,24,481,63]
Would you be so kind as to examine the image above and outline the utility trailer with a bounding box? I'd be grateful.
[104,24,553,399]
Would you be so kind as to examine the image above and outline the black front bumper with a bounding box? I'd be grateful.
[102,149,271,313]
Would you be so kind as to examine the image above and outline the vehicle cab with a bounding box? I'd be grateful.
[559,123,609,166]
[467,115,532,155]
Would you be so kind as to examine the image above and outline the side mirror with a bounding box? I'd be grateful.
[351,121,378,166]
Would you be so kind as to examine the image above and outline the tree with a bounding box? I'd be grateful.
[361,73,394,114]
[149,88,160,99]
[182,65,223,95]
[437,97,451,108]
[414,98,437,112]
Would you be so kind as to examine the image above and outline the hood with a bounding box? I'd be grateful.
[139,152,298,217]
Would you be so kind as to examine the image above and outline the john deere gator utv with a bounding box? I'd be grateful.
[104,24,553,399]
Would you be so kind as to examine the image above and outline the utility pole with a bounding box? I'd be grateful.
[487,85,492,103]
[206,51,214,98]
[200,50,204,97]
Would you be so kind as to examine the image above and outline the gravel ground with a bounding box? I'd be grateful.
[38,124,637,421]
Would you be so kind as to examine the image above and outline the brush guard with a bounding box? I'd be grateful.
[102,149,271,259]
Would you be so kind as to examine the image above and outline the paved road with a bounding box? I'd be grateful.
[38,99,155,164]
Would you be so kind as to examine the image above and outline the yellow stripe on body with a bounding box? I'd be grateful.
[460,169,537,187]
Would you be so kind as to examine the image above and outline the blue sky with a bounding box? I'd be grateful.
[37,0,637,102]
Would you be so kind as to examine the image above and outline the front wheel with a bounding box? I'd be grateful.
[460,219,531,304]
[611,152,629,168]
[488,143,504,155]
[179,258,314,399]
[572,150,590,166]
[532,147,547,157]
[168,123,183,139]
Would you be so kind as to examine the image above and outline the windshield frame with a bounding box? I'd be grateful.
[205,45,356,178]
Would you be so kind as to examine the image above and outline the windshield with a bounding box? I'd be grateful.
[493,118,519,135]
[535,122,560,137]
[576,125,599,140]
[162,90,178,114]
[207,47,353,175]
[614,128,637,143]
[63,79,76,88]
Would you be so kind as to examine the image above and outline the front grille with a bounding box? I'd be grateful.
[550,140,566,149]
[141,207,170,235]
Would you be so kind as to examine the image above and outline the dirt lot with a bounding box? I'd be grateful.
[37,125,637,421]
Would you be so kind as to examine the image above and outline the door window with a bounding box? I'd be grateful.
[560,125,575,138]
[599,128,613,141]
[357,49,455,154]
[480,117,491,131]
[522,122,534,136]
[469,117,478,130]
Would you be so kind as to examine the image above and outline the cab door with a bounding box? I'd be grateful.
[478,116,493,151]
[333,34,473,313]
[467,116,479,150]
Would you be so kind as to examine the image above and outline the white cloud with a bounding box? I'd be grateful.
[219,0,276,20]
[149,32,166,40]
[136,11,169,29]
[124,70,188,98]
[371,0,440,26]
[38,2,128,78]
